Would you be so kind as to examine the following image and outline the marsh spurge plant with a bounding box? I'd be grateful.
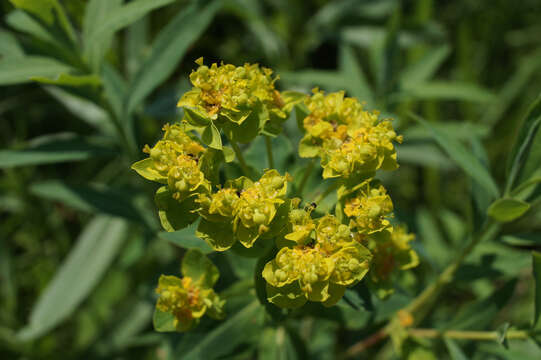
[132,59,418,332]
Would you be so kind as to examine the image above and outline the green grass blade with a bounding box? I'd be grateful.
[533,251,541,329]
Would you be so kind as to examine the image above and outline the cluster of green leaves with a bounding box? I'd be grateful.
[2,0,541,359]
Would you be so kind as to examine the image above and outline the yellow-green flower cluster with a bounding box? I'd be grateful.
[343,180,394,234]
[299,89,402,180]
[154,250,224,332]
[177,58,290,143]
[364,226,419,298]
[196,170,291,250]
[179,57,285,121]
[263,214,372,308]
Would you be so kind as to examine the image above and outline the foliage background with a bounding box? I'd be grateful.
[1,0,541,358]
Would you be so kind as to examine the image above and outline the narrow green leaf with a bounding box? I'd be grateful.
[488,198,530,222]
[44,86,114,135]
[533,251,541,329]
[0,29,24,58]
[410,113,500,198]
[30,181,145,224]
[125,0,221,115]
[506,93,541,194]
[444,339,468,360]
[86,0,176,49]
[0,56,72,86]
[82,0,123,71]
[30,73,101,87]
[182,301,264,360]
[401,45,450,85]
[9,0,56,24]
[17,216,128,340]
[101,63,128,121]
[0,134,113,168]
[279,70,345,92]
[401,81,495,103]
[158,221,214,254]
[338,44,373,105]
[6,10,59,45]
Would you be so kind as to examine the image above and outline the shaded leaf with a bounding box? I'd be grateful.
[0,134,113,168]
[125,0,221,115]
[17,216,128,340]
[488,198,530,223]
[0,56,72,86]
[158,220,213,254]
[533,251,541,329]
[181,249,219,288]
[410,113,500,198]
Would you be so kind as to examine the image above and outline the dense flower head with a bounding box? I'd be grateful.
[299,89,402,180]
[131,60,418,320]
[263,214,372,308]
[365,226,419,298]
[343,180,394,234]
[154,250,224,332]
[177,57,286,127]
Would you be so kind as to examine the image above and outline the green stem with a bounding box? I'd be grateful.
[408,328,530,341]
[343,220,501,358]
[297,160,315,197]
[314,181,340,204]
[231,141,252,178]
[265,136,275,169]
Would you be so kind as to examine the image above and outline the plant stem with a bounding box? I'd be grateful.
[231,141,252,178]
[265,136,275,169]
[314,181,340,204]
[343,220,501,358]
[408,328,530,341]
[297,160,315,197]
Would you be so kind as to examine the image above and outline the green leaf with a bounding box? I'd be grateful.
[0,134,113,168]
[0,56,72,86]
[202,122,223,150]
[447,280,517,331]
[496,322,510,349]
[101,63,128,121]
[181,249,219,288]
[181,301,264,360]
[401,81,495,103]
[444,339,468,360]
[338,44,373,105]
[125,0,221,115]
[9,0,56,24]
[488,198,530,222]
[86,0,176,51]
[196,218,236,251]
[30,73,101,87]
[17,216,128,341]
[158,221,214,254]
[401,45,451,85]
[0,29,25,59]
[533,251,541,329]
[506,93,541,194]
[82,0,124,71]
[30,181,146,224]
[152,308,177,333]
[410,113,500,199]
[6,10,59,45]
[44,86,114,135]
[155,187,199,232]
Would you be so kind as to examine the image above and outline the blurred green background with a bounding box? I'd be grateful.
[2,0,541,359]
